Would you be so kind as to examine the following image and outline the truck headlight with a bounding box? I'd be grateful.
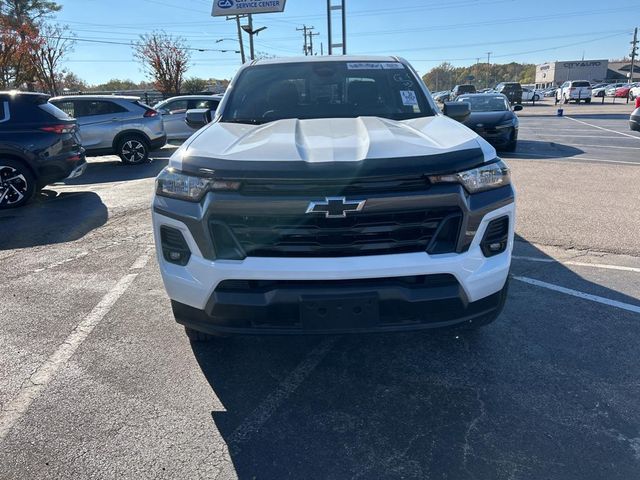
[156,167,240,201]
[429,160,510,193]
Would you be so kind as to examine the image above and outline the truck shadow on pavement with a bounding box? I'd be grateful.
[189,236,640,480]
[0,191,107,250]
[505,140,584,158]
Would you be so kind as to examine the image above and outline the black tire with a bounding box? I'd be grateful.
[117,135,149,164]
[0,159,36,209]
[184,326,224,342]
[585,98,591,104]
[533,94,540,102]
[563,95,569,104]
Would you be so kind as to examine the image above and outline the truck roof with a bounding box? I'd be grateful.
[251,55,403,66]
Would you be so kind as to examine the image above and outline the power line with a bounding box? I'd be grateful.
[40,35,241,53]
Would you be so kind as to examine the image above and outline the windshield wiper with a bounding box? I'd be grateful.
[222,118,265,125]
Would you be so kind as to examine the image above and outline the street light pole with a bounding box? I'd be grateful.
[235,16,246,63]
[486,51,492,89]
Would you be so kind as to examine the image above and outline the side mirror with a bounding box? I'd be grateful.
[513,104,523,112]
[185,108,212,129]
[158,108,170,115]
[443,101,470,122]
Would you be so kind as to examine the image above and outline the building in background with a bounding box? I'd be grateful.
[606,61,640,82]
[535,60,608,88]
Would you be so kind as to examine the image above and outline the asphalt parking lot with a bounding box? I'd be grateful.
[1,102,640,479]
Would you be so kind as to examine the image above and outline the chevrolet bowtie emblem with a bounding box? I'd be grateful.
[306,197,367,218]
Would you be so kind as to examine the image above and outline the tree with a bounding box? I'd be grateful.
[0,0,61,24]
[134,32,190,96]
[0,16,39,88]
[60,71,86,91]
[0,0,61,87]
[30,23,74,95]
[421,61,536,91]
[182,77,207,94]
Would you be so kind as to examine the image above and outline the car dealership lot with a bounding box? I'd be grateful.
[1,107,640,479]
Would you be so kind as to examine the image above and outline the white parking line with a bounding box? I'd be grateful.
[513,255,640,273]
[0,252,151,441]
[565,117,640,140]
[522,134,625,139]
[506,153,639,166]
[564,144,640,150]
[512,276,640,314]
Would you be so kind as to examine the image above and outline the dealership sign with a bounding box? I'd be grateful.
[212,0,286,16]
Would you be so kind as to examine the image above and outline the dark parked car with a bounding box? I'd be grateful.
[494,82,523,104]
[0,91,85,209]
[450,84,476,100]
[630,107,640,131]
[456,93,522,152]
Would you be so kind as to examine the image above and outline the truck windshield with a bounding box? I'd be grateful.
[221,61,435,124]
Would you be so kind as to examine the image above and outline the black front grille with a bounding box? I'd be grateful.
[210,208,462,258]
[241,175,430,196]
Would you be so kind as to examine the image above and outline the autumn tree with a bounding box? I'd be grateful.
[0,0,61,87]
[0,16,39,88]
[30,23,75,95]
[134,32,190,96]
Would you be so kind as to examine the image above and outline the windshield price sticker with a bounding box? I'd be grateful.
[400,90,418,106]
[347,62,404,70]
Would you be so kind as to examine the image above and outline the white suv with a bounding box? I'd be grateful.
[556,80,592,104]
[151,56,515,340]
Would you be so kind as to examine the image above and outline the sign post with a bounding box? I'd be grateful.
[212,0,286,61]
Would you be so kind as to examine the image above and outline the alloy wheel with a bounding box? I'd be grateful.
[0,165,28,207]
[121,140,147,163]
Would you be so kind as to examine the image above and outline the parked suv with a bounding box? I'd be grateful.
[556,80,592,104]
[155,95,223,142]
[494,82,523,104]
[151,56,515,340]
[49,95,166,164]
[0,91,85,209]
[450,84,476,100]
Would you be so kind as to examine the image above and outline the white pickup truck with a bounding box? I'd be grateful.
[151,55,515,340]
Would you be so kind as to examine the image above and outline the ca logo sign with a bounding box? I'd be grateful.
[218,0,233,8]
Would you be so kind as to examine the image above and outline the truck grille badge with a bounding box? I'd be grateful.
[306,197,367,218]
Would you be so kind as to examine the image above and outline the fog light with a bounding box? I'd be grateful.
[480,217,509,257]
[160,226,191,266]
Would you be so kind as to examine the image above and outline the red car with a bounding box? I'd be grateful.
[615,85,632,98]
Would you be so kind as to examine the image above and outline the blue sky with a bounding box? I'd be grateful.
[55,0,637,85]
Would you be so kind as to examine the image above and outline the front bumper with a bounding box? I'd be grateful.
[471,127,516,148]
[152,191,515,334]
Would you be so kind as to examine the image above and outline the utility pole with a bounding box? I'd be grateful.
[308,29,320,55]
[486,51,492,88]
[630,27,638,83]
[297,25,312,55]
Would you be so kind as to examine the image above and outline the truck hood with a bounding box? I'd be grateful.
[170,116,496,176]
